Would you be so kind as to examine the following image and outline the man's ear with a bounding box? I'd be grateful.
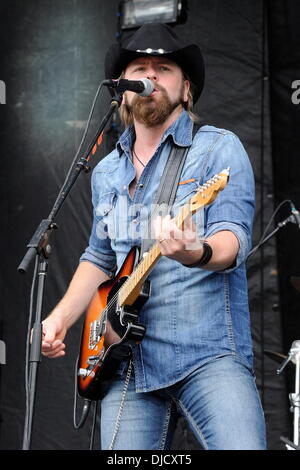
[183,80,190,104]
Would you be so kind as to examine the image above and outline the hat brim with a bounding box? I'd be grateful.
[105,43,205,104]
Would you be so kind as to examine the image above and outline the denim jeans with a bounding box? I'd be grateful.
[100,355,266,450]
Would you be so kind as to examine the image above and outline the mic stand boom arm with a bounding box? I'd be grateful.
[18,92,123,450]
[247,214,296,260]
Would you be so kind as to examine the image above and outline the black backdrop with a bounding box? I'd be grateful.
[0,0,299,450]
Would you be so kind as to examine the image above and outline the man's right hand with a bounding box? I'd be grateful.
[41,314,67,358]
[37,261,110,359]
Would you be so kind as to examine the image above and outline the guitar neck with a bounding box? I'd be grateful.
[118,204,191,307]
[118,167,230,307]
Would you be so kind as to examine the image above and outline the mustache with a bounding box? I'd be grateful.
[152,83,165,92]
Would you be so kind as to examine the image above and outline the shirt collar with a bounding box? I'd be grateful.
[116,110,194,157]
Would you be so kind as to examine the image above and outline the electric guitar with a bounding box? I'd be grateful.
[77,168,230,400]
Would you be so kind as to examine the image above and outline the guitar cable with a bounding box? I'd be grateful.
[73,357,101,450]
[73,356,92,430]
[89,399,99,450]
[73,357,99,450]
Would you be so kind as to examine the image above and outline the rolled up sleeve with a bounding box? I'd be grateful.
[80,170,117,278]
[203,131,255,272]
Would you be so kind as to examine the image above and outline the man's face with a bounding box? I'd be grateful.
[123,56,190,127]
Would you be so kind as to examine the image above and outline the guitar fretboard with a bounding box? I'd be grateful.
[118,202,195,306]
[118,168,229,307]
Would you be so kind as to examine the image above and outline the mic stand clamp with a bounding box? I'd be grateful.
[247,214,296,260]
[277,340,300,450]
[280,436,300,450]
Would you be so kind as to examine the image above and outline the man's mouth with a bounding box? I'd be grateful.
[150,87,161,96]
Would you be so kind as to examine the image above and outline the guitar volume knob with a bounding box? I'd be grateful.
[78,368,95,378]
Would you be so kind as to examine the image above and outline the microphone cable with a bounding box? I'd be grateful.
[48,80,106,220]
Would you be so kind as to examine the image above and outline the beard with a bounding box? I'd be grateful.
[124,84,184,128]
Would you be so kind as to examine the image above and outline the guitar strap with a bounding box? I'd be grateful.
[140,123,201,259]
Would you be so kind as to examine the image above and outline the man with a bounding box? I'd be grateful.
[41,23,266,450]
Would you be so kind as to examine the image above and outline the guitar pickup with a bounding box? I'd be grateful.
[89,318,106,349]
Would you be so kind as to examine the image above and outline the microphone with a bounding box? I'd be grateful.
[103,78,154,97]
[289,201,300,229]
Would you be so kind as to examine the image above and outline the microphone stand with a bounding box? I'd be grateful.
[18,91,123,450]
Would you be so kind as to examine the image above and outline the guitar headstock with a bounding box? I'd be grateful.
[188,168,230,214]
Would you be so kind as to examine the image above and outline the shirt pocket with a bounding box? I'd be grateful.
[173,178,200,207]
[95,191,116,240]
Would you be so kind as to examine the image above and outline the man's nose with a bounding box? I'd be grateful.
[146,68,157,81]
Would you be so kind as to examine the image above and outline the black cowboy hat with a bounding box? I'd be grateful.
[104,23,205,104]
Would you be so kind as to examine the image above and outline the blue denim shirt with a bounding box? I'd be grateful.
[80,110,255,393]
